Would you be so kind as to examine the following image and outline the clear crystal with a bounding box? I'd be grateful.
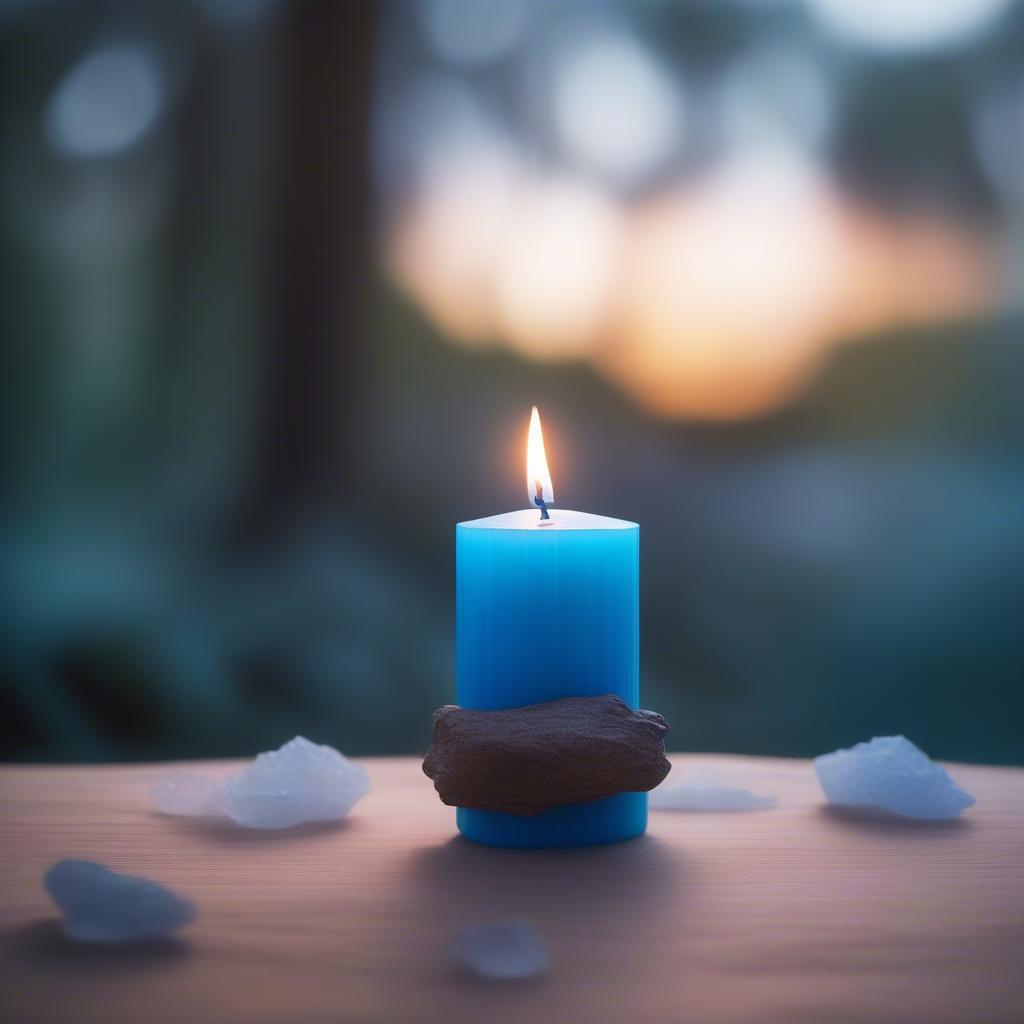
[650,771,777,811]
[44,860,195,942]
[150,736,370,829]
[219,736,370,829]
[150,771,223,817]
[452,920,550,980]
[814,735,975,820]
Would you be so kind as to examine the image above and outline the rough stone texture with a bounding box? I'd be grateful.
[422,694,671,816]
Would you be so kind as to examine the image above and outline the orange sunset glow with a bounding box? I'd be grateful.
[388,158,1002,421]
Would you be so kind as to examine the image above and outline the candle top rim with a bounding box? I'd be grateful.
[458,509,638,532]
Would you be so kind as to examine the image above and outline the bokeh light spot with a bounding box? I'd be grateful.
[494,178,623,360]
[421,0,530,68]
[46,45,163,159]
[553,32,682,186]
[806,0,1012,53]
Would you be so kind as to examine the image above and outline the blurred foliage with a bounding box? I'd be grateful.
[1,0,1022,765]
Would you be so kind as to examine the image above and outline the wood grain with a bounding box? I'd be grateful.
[1,755,1022,1024]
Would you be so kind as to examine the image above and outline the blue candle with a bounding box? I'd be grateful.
[455,409,644,848]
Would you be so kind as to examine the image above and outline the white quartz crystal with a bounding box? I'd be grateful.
[219,736,370,829]
[650,771,777,812]
[150,736,369,829]
[44,860,196,942]
[814,735,975,820]
[452,920,550,980]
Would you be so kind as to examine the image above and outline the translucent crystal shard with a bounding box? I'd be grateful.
[218,737,370,829]
[150,771,223,817]
[452,920,550,980]
[44,860,195,942]
[151,737,370,829]
[815,735,975,820]
[650,772,777,811]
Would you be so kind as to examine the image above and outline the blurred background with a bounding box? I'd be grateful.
[2,0,1022,766]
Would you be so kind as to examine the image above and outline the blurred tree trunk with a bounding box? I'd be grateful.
[234,0,377,544]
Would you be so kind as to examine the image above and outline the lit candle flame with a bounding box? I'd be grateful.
[527,406,554,512]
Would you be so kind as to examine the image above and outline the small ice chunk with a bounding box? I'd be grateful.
[151,736,370,830]
[815,735,975,820]
[452,920,550,981]
[44,860,195,942]
[650,771,777,812]
[150,772,223,818]
[219,736,370,829]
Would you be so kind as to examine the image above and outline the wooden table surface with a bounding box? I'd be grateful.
[1,755,1022,1024]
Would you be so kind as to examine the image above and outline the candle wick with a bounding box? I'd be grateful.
[533,480,550,521]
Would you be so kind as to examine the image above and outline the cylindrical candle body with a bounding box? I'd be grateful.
[456,508,643,848]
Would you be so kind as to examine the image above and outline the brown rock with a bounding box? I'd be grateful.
[422,694,671,816]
